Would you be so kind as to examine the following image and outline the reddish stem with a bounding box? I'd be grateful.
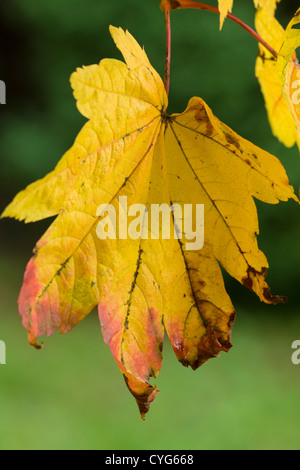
[173,0,278,58]
[164,9,172,96]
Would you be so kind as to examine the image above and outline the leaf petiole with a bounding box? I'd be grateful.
[164,9,172,96]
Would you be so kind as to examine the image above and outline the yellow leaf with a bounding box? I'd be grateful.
[276,8,300,148]
[253,0,280,15]
[2,27,166,223]
[255,7,300,149]
[2,26,297,417]
[218,0,233,29]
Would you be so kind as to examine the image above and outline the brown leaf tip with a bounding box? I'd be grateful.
[262,288,287,304]
[192,325,233,370]
[28,332,44,350]
[242,266,287,304]
[123,375,159,420]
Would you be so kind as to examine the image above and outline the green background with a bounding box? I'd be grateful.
[0,0,300,450]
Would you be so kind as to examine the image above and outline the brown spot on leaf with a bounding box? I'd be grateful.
[225,132,240,149]
[33,246,39,258]
[242,266,257,291]
[193,110,214,137]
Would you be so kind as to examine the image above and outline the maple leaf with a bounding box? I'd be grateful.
[2,26,297,418]
[255,7,300,149]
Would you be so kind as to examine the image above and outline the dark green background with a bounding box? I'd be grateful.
[0,0,300,450]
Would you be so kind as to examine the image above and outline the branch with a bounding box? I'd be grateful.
[170,0,278,58]
[164,9,172,96]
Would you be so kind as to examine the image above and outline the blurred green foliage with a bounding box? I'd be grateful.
[1,253,300,450]
[0,0,300,450]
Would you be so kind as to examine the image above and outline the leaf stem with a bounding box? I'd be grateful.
[164,9,172,96]
[172,0,278,58]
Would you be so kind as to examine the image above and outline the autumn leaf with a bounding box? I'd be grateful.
[2,26,297,418]
[253,0,280,14]
[255,7,300,149]
[218,0,233,29]
[276,8,300,148]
